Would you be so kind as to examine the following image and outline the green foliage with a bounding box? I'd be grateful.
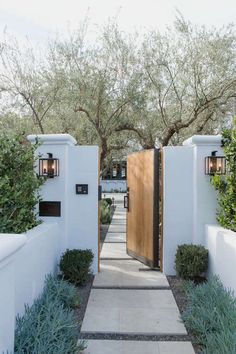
[15,275,85,354]
[104,197,113,206]
[100,199,112,224]
[42,274,80,308]
[183,276,236,352]
[175,244,208,279]
[211,119,236,232]
[202,329,236,354]
[59,249,94,286]
[0,133,44,233]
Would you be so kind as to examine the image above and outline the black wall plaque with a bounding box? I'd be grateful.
[39,201,61,217]
[76,184,88,195]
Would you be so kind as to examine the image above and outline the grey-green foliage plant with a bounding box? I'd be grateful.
[59,249,94,286]
[183,276,236,351]
[175,244,208,279]
[14,275,85,354]
[211,119,236,232]
[0,133,44,233]
[42,274,80,308]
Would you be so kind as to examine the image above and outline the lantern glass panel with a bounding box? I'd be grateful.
[39,157,59,177]
[205,156,226,175]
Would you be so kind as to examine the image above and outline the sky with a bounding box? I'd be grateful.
[0,0,236,43]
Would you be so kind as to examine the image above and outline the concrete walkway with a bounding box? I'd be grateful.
[81,194,195,354]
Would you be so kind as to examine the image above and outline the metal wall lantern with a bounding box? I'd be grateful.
[39,153,59,178]
[205,151,226,175]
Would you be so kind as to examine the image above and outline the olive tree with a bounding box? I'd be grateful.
[48,23,142,168]
[132,17,236,147]
[0,34,61,133]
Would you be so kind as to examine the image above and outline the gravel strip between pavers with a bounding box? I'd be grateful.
[78,332,191,342]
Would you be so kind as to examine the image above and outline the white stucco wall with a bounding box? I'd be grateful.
[28,134,99,273]
[206,225,236,294]
[0,234,26,353]
[14,223,61,316]
[163,135,224,275]
[0,224,60,352]
[163,146,194,274]
[67,146,99,272]
[187,137,223,245]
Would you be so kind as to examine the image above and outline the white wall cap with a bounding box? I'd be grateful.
[25,222,59,238]
[183,135,222,146]
[0,234,27,263]
[27,134,77,146]
[206,224,236,237]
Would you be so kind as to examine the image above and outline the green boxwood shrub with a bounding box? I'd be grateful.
[15,275,85,354]
[183,276,236,352]
[175,244,208,279]
[59,249,94,286]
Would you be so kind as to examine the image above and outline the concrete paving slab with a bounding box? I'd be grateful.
[82,340,195,354]
[81,289,187,334]
[105,233,126,243]
[108,224,126,233]
[101,243,131,259]
[110,219,126,225]
[112,212,126,221]
[81,340,159,354]
[158,342,195,354]
[94,260,169,287]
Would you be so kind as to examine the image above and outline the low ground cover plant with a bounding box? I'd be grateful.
[175,244,208,280]
[59,249,94,285]
[15,275,85,354]
[183,276,236,353]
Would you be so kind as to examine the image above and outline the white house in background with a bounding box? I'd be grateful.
[101,160,127,192]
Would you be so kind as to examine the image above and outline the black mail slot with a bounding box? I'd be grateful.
[39,201,61,217]
[76,184,88,195]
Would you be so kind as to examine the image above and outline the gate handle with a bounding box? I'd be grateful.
[124,195,129,210]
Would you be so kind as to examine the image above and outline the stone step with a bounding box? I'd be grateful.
[94,259,169,288]
[100,242,130,259]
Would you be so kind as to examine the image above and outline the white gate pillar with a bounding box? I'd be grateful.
[163,134,223,275]
[28,134,99,273]
[183,135,223,245]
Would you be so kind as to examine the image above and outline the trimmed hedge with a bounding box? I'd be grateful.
[59,249,94,286]
[175,244,208,280]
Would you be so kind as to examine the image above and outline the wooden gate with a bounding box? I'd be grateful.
[125,149,161,268]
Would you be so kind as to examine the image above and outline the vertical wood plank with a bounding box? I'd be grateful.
[127,149,157,267]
